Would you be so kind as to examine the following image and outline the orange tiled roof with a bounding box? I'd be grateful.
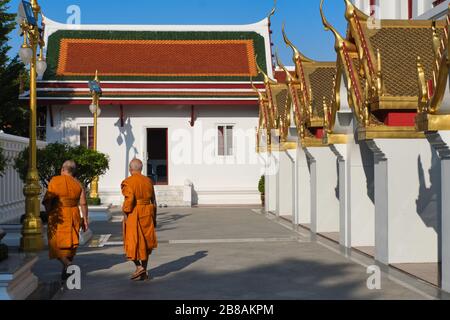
[57,39,258,78]
[44,30,268,82]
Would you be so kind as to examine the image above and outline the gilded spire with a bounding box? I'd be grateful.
[320,0,345,50]
[275,51,295,83]
[250,75,265,101]
[268,0,276,21]
[282,23,313,63]
[432,21,441,55]
[343,0,369,21]
[255,54,277,85]
[417,56,428,113]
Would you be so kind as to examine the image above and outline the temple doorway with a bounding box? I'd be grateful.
[146,128,168,185]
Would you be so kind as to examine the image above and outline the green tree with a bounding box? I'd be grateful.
[0,0,29,137]
[258,175,265,194]
[14,143,110,191]
[0,146,6,176]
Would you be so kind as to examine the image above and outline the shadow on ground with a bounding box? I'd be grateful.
[51,250,390,300]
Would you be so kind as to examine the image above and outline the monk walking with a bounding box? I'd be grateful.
[121,159,158,281]
[43,160,89,280]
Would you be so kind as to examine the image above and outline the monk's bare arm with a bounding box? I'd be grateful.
[121,182,135,214]
[80,187,88,226]
[152,186,157,227]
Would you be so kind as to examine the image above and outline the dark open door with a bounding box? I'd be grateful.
[147,128,168,185]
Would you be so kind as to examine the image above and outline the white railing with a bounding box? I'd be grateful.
[0,132,47,224]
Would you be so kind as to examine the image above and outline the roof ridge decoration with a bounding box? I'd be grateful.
[276,51,305,144]
[278,7,338,148]
[324,0,446,140]
[343,0,369,22]
[416,4,450,132]
[259,53,292,144]
[321,0,367,129]
[251,75,271,152]
[273,52,293,144]
[267,0,276,22]
[282,24,313,115]
[256,54,279,133]
[42,14,271,33]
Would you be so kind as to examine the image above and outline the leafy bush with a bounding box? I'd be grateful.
[14,142,109,190]
[258,175,265,194]
[87,197,101,206]
[0,147,6,177]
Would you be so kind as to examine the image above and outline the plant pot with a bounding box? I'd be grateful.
[260,194,265,207]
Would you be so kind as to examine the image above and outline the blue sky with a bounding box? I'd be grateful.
[6,0,348,64]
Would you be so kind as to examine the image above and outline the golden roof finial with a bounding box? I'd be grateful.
[282,23,313,64]
[320,0,345,50]
[417,56,428,113]
[343,0,369,21]
[275,50,294,83]
[250,75,265,101]
[268,0,276,20]
[255,54,277,85]
[432,21,440,55]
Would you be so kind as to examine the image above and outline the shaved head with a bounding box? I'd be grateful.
[62,160,76,175]
[129,158,143,173]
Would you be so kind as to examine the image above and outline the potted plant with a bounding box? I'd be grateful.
[258,175,265,207]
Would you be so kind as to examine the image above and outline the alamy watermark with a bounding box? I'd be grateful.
[366,265,381,290]
[66,265,81,290]
[66,5,81,25]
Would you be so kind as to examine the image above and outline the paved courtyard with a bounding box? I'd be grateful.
[30,207,448,300]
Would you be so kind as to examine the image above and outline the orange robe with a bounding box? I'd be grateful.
[121,173,158,261]
[43,175,83,259]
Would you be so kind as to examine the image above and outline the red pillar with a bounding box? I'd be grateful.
[370,0,376,16]
[408,0,413,19]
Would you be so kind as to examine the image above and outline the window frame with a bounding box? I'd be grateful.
[78,124,94,150]
[216,123,235,158]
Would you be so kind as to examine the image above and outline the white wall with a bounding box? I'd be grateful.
[46,104,263,205]
[0,133,46,223]
[353,0,447,20]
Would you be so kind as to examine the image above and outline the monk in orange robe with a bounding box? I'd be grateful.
[43,160,89,280]
[121,159,158,281]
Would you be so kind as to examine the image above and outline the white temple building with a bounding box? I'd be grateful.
[27,16,275,206]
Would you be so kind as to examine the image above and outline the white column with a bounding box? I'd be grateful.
[344,137,376,249]
[286,149,297,223]
[425,132,450,292]
[295,147,311,226]
[267,152,278,214]
[307,147,340,234]
[330,144,348,246]
[277,151,294,217]
[368,138,439,264]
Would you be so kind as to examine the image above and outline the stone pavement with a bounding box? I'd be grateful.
[29,207,450,300]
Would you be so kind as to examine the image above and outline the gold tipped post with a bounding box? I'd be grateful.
[20,0,45,252]
[90,70,100,199]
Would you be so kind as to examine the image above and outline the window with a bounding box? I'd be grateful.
[80,125,94,149]
[217,125,234,156]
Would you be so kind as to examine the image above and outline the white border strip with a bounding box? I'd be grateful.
[38,80,265,85]
[36,88,256,93]
[29,96,258,101]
